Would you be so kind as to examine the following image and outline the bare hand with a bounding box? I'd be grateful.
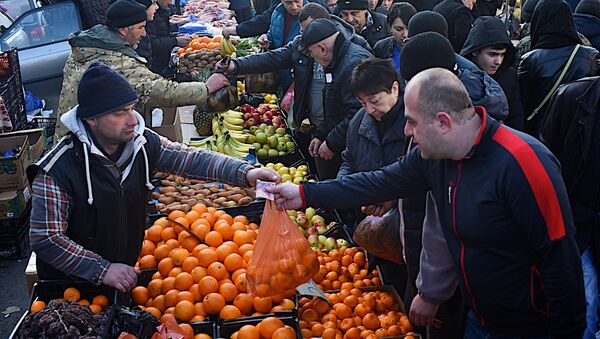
[318,141,334,160]
[176,34,191,47]
[103,263,140,292]
[361,200,397,217]
[205,73,230,94]
[265,183,303,210]
[246,168,281,186]
[308,138,322,158]
[258,34,270,49]
[216,58,236,74]
[409,294,440,327]
[222,26,238,38]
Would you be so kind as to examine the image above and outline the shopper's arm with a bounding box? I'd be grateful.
[233,41,295,75]
[236,5,275,38]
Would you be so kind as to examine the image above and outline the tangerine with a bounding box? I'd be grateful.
[207,262,227,280]
[175,300,195,322]
[205,231,223,247]
[63,287,81,302]
[220,304,242,319]
[203,293,226,315]
[30,300,46,313]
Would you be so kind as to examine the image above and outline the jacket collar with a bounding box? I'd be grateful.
[325,34,350,72]
[463,106,499,159]
[357,98,405,145]
[575,77,600,115]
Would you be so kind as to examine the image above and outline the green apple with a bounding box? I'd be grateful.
[255,132,268,144]
[268,149,279,157]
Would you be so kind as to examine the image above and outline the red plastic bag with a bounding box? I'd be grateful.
[353,208,404,264]
[280,83,294,114]
[246,200,319,297]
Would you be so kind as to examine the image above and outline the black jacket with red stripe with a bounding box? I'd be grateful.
[301,107,585,337]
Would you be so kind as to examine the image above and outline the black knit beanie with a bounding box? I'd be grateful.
[106,0,147,28]
[521,0,542,23]
[407,11,448,38]
[77,62,139,120]
[576,0,600,17]
[400,32,457,81]
[338,0,369,10]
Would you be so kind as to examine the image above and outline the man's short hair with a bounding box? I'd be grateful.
[412,68,474,123]
[351,58,399,96]
[299,3,330,22]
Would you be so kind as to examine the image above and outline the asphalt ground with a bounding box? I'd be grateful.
[0,258,30,338]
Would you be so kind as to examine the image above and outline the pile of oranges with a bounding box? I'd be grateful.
[298,289,414,339]
[30,287,110,315]
[230,317,297,339]
[178,36,222,55]
[312,247,382,292]
[132,204,296,324]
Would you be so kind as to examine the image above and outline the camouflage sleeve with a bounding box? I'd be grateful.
[120,60,208,108]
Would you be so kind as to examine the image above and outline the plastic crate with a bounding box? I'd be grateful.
[191,320,218,338]
[31,116,57,148]
[0,202,31,259]
[217,315,301,339]
[0,48,21,82]
[1,73,26,131]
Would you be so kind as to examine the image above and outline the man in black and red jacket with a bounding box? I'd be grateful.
[268,68,586,337]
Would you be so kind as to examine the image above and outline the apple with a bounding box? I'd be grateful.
[287,210,298,217]
[325,237,337,250]
[296,213,308,227]
[307,235,319,247]
[243,112,252,120]
[318,235,327,246]
[265,111,273,119]
[313,219,325,229]
[273,119,284,129]
[306,227,317,235]
[305,208,316,220]
[262,118,272,125]
[316,226,327,235]
[255,132,268,144]
[337,239,349,247]
[311,215,326,225]
[267,136,278,148]
[251,112,260,121]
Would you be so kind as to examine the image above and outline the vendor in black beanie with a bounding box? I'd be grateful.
[105,0,148,49]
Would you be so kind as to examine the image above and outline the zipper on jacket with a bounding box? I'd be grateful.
[118,183,125,260]
[450,161,486,327]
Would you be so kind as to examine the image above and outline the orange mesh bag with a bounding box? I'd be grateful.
[246,200,319,297]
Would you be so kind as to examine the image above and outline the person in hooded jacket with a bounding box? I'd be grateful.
[29,63,279,290]
[518,0,598,137]
[461,16,524,130]
[575,0,600,51]
[433,0,475,52]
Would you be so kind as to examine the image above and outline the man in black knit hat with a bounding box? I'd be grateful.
[338,0,390,46]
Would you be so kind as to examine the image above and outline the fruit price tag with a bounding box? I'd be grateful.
[256,180,275,200]
[296,280,331,305]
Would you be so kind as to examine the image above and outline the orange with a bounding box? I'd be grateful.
[234,273,247,292]
[205,231,223,247]
[362,313,380,330]
[253,296,272,314]
[63,287,81,302]
[189,284,202,302]
[166,239,181,250]
[215,244,236,262]
[333,303,352,319]
[146,225,163,243]
[387,325,402,336]
[238,244,254,256]
[198,248,218,267]
[177,291,195,303]
[219,282,239,302]
[161,227,177,241]
[30,300,46,313]
[180,324,195,339]
[345,327,361,339]
[322,328,336,339]
[191,222,211,241]
[154,295,166,312]
[214,222,233,241]
[231,268,246,282]
[181,234,200,252]
[233,230,254,246]
[271,326,295,339]
[144,306,162,319]
[191,266,208,283]
[78,299,90,306]
[169,267,183,278]
[354,304,371,318]
[224,253,244,272]
[139,255,157,269]
[200,212,217,226]
[154,245,171,262]
[233,215,249,224]
[203,293,226,315]
[89,304,102,314]
[234,293,254,315]
[92,295,109,309]
[238,325,260,339]
[155,217,170,227]
[207,262,227,280]
[175,272,194,291]
[194,302,207,316]
[191,204,208,215]
[170,248,190,266]
[220,304,242,319]
[280,299,295,311]
[165,289,180,308]
[173,217,191,234]
[343,295,359,309]
[174,300,195,322]
[217,213,233,224]
[311,323,325,337]
[148,279,163,298]
[198,276,219,296]
[159,257,176,277]
[192,244,209,258]
[198,42,208,49]
[141,240,157,256]
[231,221,246,232]
[339,318,356,332]
[185,211,201,224]
[161,312,176,324]
[182,256,200,273]
[207,207,218,214]
[301,309,319,323]
[259,317,284,338]
[194,334,211,339]
[162,276,176,293]
[169,210,186,220]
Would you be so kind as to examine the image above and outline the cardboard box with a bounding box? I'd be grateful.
[0,187,30,220]
[0,135,30,191]
[1,128,45,161]
[152,107,183,143]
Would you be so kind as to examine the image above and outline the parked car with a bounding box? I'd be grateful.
[0,0,81,114]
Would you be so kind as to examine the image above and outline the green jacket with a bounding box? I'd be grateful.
[55,25,208,139]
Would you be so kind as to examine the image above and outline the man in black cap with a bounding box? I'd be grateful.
[301,18,372,179]
[338,0,390,47]
[30,63,279,290]
[55,0,230,140]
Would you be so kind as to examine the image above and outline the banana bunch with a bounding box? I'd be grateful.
[220,37,237,56]
[188,136,218,152]
[212,111,244,133]
[218,132,252,158]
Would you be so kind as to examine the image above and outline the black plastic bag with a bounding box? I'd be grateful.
[245,72,279,93]
[206,56,239,112]
[109,306,160,339]
[240,93,265,107]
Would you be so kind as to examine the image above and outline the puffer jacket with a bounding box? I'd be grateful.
[433,0,473,52]
[518,44,598,136]
[458,66,509,121]
[146,7,178,75]
[575,13,600,51]
[55,25,209,140]
[373,36,397,59]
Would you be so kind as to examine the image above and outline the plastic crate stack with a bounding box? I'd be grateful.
[0,201,31,259]
[0,48,27,131]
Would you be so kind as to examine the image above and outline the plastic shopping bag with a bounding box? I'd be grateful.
[353,208,404,264]
[246,200,319,297]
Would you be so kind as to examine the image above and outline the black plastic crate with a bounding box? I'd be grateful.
[0,201,31,236]
[0,203,32,259]
[191,320,218,338]
[217,315,301,339]
[1,72,26,131]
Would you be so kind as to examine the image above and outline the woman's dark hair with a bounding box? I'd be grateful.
[387,2,417,27]
[351,58,399,96]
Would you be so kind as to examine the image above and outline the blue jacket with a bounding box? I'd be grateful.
[574,13,600,52]
[300,107,585,337]
[458,66,509,121]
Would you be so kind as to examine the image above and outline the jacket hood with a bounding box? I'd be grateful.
[332,15,358,41]
[458,67,509,121]
[69,24,140,59]
[60,106,153,205]
[460,16,516,71]
[531,0,582,50]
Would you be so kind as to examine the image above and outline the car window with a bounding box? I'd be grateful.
[0,2,80,50]
[0,0,33,20]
